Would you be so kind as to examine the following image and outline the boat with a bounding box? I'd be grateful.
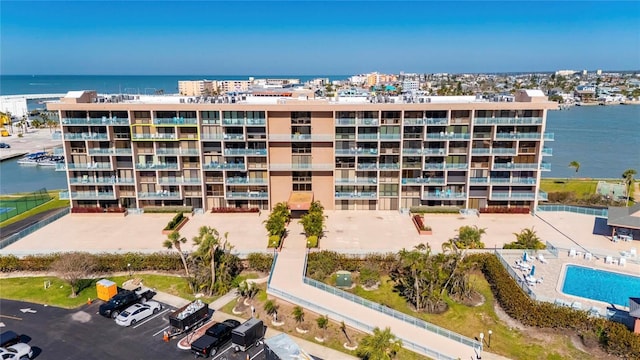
[17,152,48,165]
[37,155,64,167]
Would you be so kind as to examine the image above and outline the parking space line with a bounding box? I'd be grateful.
[211,344,232,359]
[133,308,170,329]
[0,314,22,321]
[152,325,169,337]
[251,348,264,359]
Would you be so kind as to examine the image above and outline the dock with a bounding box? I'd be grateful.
[0,152,28,162]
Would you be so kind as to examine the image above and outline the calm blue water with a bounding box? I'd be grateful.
[562,265,640,307]
[0,158,68,194]
[0,75,349,96]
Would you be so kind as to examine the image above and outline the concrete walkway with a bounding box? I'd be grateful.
[267,222,504,360]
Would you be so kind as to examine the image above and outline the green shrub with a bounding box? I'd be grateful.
[246,253,274,273]
[0,255,20,272]
[144,206,192,213]
[306,235,318,248]
[268,235,281,248]
[410,206,460,214]
[359,265,380,287]
[164,212,185,231]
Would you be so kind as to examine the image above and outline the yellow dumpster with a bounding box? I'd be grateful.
[96,279,117,301]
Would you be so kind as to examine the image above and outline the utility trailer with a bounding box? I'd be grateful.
[167,300,210,338]
[231,318,265,352]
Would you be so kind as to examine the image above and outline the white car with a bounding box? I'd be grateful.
[115,301,162,327]
[0,343,33,359]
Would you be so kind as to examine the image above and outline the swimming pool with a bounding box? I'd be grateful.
[562,265,640,307]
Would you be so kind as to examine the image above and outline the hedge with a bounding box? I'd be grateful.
[144,206,192,213]
[164,212,185,231]
[246,253,274,273]
[471,253,640,359]
[409,206,460,214]
[479,207,530,214]
[0,253,183,273]
[306,235,318,248]
[268,235,281,248]
[211,207,259,213]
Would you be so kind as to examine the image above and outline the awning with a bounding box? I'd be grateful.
[607,203,640,230]
[288,192,313,210]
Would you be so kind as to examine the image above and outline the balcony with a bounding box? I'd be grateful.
[201,133,224,140]
[132,133,177,140]
[336,148,378,156]
[269,163,333,171]
[225,177,268,185]
[226,191,268,200]
[425,118,449,125]
[153,117,197,126]
[403,118,425,126]
[356,133,379,140]
[445,163,468,170]
[335,191,377,199]
[402,177,445,185]
[222,118,246,126]
[491,148,518,155]
[135,163,179,170]
[490,192,536,200]
[335,118,356,126]
[495,132,542,140]
[425,133,470,140]
[64,162,112,170]
[473,117,543,125]
[378,163,400,170]
[423,163,445,170]
[156,148,200,156]
[223,134,245,141]
[543,133,554,141]
[357,118,378,126]
[471,148,491,155]
[64,133,109,140]
[489,177,537,185]
[402,148,423,155]
[335,177,378,185]
[423,148,446,155]
[139,191,181,199]
[246,118,266,126]
[539,190,548,201]
[379,134,401,140]
[69,191,117,200]
[69,177,134,185]
[158,177,202,185]
[469,177,489,184]
[223,148,267,156]
[203,162,246,170]
[542,147,553,156]
[87,148,132,155]
[202,119,221,125]
[268,134,333,142]
[356,163,378,170]
[59,191,69,199]
[401,162,422,169]
[422,191,466,200]
[492,163,540,170]
[62,117,130,126]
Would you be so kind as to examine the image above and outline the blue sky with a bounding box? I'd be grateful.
[1,1,639,75]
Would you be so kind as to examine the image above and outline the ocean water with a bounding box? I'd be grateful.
[0,75,349,96]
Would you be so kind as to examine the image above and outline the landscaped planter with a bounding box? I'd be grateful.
[412,214,432,235]
[161,216,189,235]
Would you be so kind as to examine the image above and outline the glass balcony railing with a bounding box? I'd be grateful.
[59,191,69,199]
[335,191,377,199]
[64,133,109,140]
[495,132,542,140]
[491,192,536,200]
[225,177,268,185]
[153,117,197,126]
[379,134,401,140]
[542,147,553,156]
[335,178,378,184]
[222,118,246,126]
[489,177,536,184]
[87,148,132,155]
[69,177,134,184]
[473,117,543,125]
[471,148,491,155]
[469,177,489,184]
[246,118,266,126]
[539,190,548,201]
[422,191,466,200]
[269,163,333,171]
[356,163,378,170]
[226,191,268,199]
[268,134,333,141]
[201,133,224,140]
[491,148,518,155]
[402,148,422,155]
[203,162,246,170]
[223,134,245,141]
[62,117,130,125]
[543,133,554,141]
[223,148,267,156]
[158,178,202,184]
[445,163,468,169]
[335,118,356,126]
[423,148,446,155]
[70,192,117,200]
[139,191,181,199]
[132,133,177,140]
[135,163,179,170]
[65,162,112,170]
[356,133,379,140]
[335,148,378,155]
[493,163,543,170]
[378,163,400,170]
[155,148,199,155]
[425,118,449,125]
[423,163,445,170]
[357,118,378,126]
[425,133,470,140]
[402,177,445,185]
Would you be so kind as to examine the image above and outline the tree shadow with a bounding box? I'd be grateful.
[77,278,98,294]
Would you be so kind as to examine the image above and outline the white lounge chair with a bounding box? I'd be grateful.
[569,248,577,258]
[571,302,583,310]
[619,257,626,266]
[537,253,548,263]
[605,256,613,264]
[630,248,637,258]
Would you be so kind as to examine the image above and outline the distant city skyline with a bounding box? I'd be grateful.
[1,1,639,75]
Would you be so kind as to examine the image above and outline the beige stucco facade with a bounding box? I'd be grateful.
[49,91,557,212]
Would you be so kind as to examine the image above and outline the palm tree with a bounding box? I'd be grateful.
[163,231,190,278]
[622,168,637,206]
[568,161,580,177]
[504,227,546,250]
[192,226,228,296]
[316,315,329,340]
[264,300,279,322]
[292,306,305,330]
[356,327,403,360]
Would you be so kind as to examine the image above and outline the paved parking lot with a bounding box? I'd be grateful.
[0,299,270,360]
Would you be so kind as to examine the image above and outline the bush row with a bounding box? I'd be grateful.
[306,251,397,281]
[267,235,281,248]
[246,253,274,273]
[0,252,184,273]
[143,206,193,213]
[472,253,640,359]
[211,207,259,213]
[479,207,530,214]
[409,206,460,214]
[164,212,185,231]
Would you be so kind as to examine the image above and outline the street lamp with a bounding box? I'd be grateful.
[488,330,493,348]
[127,263,132,278]
[479,332,484,359]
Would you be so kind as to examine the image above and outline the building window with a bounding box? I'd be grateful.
[293,183,312,191]
[292,143,311,154]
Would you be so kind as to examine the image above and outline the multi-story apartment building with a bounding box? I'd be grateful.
[49,89,556,212]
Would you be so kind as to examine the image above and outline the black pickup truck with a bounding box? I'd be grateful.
[99,287,156,318]
[190,319,241,357]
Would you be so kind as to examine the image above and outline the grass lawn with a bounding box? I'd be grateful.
[0,190,69,228]
[540,178,599,196]
[348,273,595,360]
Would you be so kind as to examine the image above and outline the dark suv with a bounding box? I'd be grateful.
[190,319,241,357]
[0,330,20,347]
